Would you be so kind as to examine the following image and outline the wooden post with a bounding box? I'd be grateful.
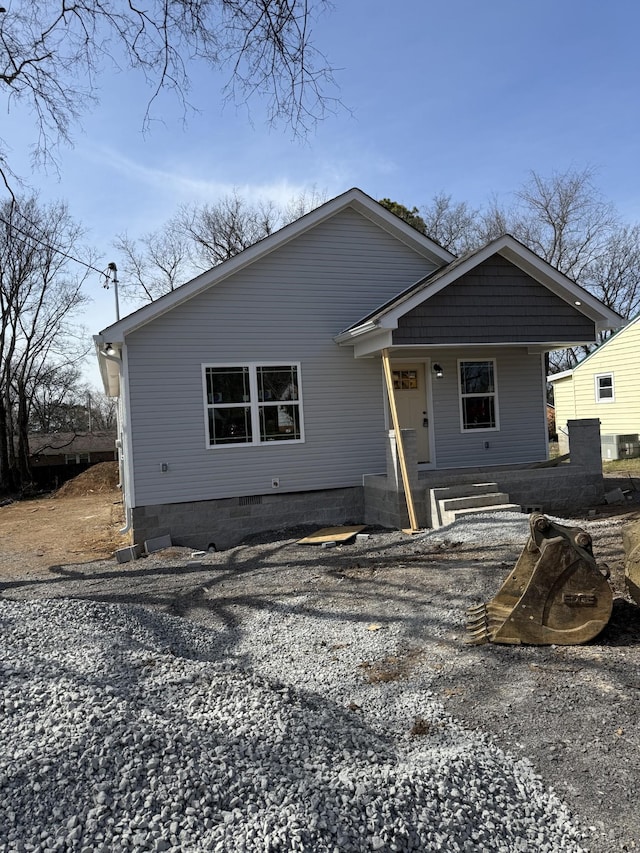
[381,348,420,533]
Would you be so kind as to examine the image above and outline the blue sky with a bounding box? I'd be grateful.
[5,0,640,388]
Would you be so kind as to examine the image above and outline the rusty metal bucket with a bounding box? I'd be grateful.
[466,514,613,645]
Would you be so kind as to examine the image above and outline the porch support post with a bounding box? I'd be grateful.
[381,348,420,533]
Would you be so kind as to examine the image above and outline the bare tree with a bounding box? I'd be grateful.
[476,194,510,244]
[28,365,85,433]
[281,185,327,223]
[0,0,338,191]
[544,222,640,372]
[114,223,193,303]
[86,389,117,431]
[0,196,90,490]
[420,193,480,255]
[583,223,640,320]
[177,192,284,270]
[30,372,117,434]
[506,167,619,282]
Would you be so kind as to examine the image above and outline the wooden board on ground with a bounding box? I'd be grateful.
[297,525,366,545]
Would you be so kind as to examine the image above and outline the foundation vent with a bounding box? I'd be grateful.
[238,495,263,506]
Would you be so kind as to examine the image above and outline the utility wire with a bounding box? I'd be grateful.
[0,213,111,281]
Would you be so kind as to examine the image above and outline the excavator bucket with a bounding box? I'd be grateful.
[466,513,613,645]
[622,520,640,606]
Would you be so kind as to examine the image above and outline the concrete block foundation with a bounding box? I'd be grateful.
[131,487,364,551]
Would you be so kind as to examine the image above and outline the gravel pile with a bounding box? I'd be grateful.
[0,595,590,852]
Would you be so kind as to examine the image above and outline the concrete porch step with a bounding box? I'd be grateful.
[429,482,521,528]
[430,482,500,502]
[439,492,512,513]
[445,502,522,524]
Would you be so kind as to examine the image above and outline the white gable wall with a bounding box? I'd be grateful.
[125,209,438,507]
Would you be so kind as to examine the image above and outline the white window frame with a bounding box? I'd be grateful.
[202,362,304,448]
[595,372,615,403]
[458,359,500,432]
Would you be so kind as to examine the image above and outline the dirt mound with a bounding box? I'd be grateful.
[55,461,120,498]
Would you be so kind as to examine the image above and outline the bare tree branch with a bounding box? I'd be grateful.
[0,0,339,191]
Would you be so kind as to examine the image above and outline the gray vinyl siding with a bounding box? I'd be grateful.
[393,255,596,344]
[125,209,437,506]
[430,348,548,467]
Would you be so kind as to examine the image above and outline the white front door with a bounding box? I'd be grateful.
[390,362,430,463]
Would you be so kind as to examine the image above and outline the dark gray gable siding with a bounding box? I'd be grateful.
[392,254,595,344]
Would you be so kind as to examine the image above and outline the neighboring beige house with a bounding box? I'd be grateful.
[549,316,640,459]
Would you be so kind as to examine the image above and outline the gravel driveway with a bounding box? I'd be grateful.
[1,510,639,851]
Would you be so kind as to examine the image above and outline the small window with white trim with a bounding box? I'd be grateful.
[203,363,303,446]
[595,373,615,403]
[459,360,499,431]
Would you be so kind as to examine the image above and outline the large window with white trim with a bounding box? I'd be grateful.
[203,363,303,446]
[458,360,499,431]
[595,373,615,403]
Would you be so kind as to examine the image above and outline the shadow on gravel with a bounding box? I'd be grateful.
[3,522,639,853]
[0,534,514,656]
[599,596,640,645]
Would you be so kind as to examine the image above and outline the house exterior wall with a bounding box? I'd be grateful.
[552,319,640,453]
[427,348,548,467]
[393,256,595,344]
[124,208,438,508]
[551,377,576,452]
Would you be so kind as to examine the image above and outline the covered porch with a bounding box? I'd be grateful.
[363,419,605,531]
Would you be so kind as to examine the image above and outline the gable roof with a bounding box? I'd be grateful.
[95,188,454,346]
[335,234,625,347]
[547,313,640,383]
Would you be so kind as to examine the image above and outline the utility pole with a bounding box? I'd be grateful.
[104,262,120,321]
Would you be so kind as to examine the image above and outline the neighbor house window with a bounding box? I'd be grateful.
[595,373,615,403]
[459,360,498,431]
[203,363,303,446]
[65,453,90,464]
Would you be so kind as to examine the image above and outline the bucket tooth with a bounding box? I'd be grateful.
[465,602,491,644]
[466,605,487,619]
[465,625,490,645]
